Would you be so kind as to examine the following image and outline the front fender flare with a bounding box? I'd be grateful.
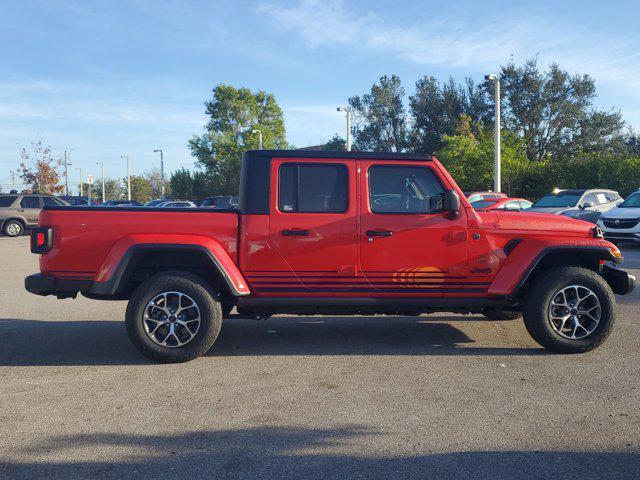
[92,234,250,296]
[488,239,617,297]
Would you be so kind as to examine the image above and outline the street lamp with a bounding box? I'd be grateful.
[121,155,131,200]
[96,162,105,203]
[251,129,263,150]
[153,149,165,198]
[336,107,351,151]
[75,167,83,197]
[485,74,501,193]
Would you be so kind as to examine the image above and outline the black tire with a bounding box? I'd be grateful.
[125,271,222,363]
[3,220,24,237]
[482,309,522,321]
[523,266,615,353]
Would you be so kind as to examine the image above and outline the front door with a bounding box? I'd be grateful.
[265,158,358,292]
[358,161,470,296]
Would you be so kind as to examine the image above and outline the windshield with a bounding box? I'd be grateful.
[533,193,582,208]
[619,193,640,208]
[471,200,498,209]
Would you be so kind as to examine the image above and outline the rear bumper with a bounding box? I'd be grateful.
[25,274,93,299]
[602,265,636,295]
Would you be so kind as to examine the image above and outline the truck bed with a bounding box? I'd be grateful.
[37,207,239,279]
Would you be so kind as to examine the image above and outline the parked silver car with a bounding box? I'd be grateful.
[527,189,622,223]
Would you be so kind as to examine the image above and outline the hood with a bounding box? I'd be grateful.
[526,206,570,214]
[600,207,640,220]
[491,211,594,235]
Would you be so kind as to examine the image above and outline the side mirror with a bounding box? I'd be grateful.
[582,202,594,209]
[443,190,460,219]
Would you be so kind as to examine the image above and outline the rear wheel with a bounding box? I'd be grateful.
[523,266,615,353]
[3,220,24,237]
[125,271,222,363]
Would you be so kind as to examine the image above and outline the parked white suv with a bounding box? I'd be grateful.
[597,191,640,243]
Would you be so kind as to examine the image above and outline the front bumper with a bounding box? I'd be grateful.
[25,274,93,299]
[602,265,636,295]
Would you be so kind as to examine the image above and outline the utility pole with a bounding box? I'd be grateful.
[251,129,263,150]
[63,150,71,195]
[485,74,501,193]
[153,149,165,198]
[336,107,351,151]
[10,171,16,193]
[97,162,105,203]
[122,155,131,200]
[75,167,83,196]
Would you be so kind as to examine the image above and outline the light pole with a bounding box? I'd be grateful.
[337,107,351,151]
[122,155,131,200]
[251,129,263,149]
[97,162,105,203]
[153,149,165,198]
[75,167,83,197]
[63,150,71,195]
[485,74,501,193]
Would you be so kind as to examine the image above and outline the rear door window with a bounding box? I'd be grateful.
[43,197,66,206]
[368,165,444,214]
[278,163,348,213]
[20,196,41,209]
[0,196,17,207]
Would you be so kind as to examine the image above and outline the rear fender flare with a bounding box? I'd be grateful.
[92,234,249,296]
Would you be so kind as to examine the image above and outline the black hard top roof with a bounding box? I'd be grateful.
[245,149,432,161]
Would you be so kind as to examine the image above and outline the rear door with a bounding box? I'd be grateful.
[266,158,358,291]
[358,160,470,296]
[19,196,42,225]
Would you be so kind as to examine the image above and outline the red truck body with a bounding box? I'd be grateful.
[26,150,635,361]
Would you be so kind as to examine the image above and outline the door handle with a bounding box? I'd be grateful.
[366,229,393,237]
[282,229,309,236]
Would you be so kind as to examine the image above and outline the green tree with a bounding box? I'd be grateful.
[323,134,346,150]
[189,85,288,195]
[170,167,193,200]
[103,178,124,201]
[499,58,626,161]
[348,74,408,152]
[409,77,491,154]
[125,175,152,203]
[435,116,530,196]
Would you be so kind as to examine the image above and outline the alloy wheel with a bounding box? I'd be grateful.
[548,285,601,339]
[143,291,201,347]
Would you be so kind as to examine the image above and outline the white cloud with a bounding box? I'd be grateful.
[258,0,640,105]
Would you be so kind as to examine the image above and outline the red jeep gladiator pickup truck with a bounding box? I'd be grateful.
[26,150,635,362]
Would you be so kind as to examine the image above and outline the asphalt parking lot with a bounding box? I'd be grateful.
[0,236,639,479]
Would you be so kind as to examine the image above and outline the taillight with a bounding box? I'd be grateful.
[31,227,52,254]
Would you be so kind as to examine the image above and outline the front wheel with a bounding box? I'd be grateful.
[523,266,615,353]
[125,271,222,363]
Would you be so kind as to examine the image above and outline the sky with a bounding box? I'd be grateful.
[1,0,640,191]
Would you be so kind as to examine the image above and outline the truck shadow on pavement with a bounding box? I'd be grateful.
[2,426,638,479]
[0,315,542,367]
